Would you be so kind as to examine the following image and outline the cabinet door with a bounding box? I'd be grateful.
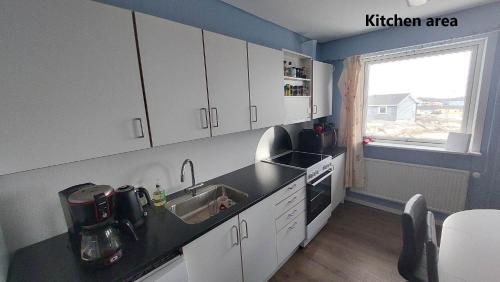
[331,153,346,210]
[312,61,333,119]
[239,195,278,282]
[183,216,242,282]
[0,0,149,175]
[135,13,211,146]
[203,31,251,136]
[247,43,285,130]
[284,97,312,124]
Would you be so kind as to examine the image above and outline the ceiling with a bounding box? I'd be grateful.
[221,0,500,42]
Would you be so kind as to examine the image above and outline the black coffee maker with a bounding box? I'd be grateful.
[59,183,138,266]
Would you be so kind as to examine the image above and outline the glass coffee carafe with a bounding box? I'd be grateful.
[80,221,123,266]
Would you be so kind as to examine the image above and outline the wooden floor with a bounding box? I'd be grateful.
[270,202,405,282]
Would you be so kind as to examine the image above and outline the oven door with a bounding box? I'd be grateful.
[306,169,332,224]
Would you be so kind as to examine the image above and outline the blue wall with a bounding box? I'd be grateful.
[318,2,500,210]
[98,0,309,53]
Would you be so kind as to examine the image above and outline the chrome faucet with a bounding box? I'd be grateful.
[181,159,202,196]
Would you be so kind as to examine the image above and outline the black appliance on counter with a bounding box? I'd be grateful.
[298,127,338,154]
[59,183,138,266]
[115,185,151,228]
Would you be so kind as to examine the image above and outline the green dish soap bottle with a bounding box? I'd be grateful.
[152,183,166,207]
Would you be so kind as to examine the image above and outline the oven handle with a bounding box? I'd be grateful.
[310,169,333,186]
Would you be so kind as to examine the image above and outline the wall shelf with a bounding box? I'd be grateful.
[284,76,311,82]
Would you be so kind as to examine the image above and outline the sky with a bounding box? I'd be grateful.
[367,50,472,100]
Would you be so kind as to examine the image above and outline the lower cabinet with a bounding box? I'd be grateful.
[183,194,277,282]
[183,216,243,282]
[183,177,307,282]
[276,212,306,264]
[272,178,307,266]
[239,195,278,282]
[331,153,346,210]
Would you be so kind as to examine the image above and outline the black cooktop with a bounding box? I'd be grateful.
[268,151,328,169]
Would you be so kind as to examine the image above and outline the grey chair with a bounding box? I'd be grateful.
[426,211,439,282]
[398,194,429,282]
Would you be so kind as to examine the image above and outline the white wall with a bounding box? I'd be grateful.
[0,225,7,282]
[0,124,305,255]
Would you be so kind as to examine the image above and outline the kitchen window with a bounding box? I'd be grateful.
[361,38,489,151]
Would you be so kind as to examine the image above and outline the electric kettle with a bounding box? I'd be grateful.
[115,186,151,228]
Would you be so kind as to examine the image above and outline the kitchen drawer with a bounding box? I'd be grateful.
[275,200,306,232]
[277,212,306,264]
[274,187,306,218]
[274,176,306,204]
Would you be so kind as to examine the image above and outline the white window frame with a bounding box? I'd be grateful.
[361,36,492,151]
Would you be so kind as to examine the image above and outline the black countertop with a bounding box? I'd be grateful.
[296,145,346,159]
[8,162,305,282]
[322,146,347,159]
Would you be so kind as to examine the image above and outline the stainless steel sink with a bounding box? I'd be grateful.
[165,184,248,224]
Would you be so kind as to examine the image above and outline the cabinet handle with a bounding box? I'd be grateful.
[287,183,296,190]
[287,196,297,205]
[288,221,298,231]
[200,108,209,129]
[241,219,249,240]
[231,225,239,246]
[287,209,298,218]
[134,118,145,138]
[211,107,219,128]
[250,106,258,123]
[313,105,318,114]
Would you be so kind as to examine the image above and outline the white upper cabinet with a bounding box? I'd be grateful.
[135,13,210,146]
[247,43,285,130]
[312,60,333,119]
[0,0,149,175]
[203,31,251,137]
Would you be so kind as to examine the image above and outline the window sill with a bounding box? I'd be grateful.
[364,141,481,156]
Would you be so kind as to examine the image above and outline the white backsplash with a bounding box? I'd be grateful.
[0,225,7,282]
[0,124,305,255]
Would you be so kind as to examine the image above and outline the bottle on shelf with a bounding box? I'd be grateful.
[296,68,302,78]
[287,62,293,76]
[283,60,288,76]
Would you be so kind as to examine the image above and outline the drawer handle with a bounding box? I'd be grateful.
[231,225,239,246]
[134,118,145,138]
[211,107,219,127]
[287,184,296,190]
[250,105,258,123]
[288,221,298,231]
[241,219,249,240]
[287,196,297,205]
[287,209,298,218]
[200,108,209,129]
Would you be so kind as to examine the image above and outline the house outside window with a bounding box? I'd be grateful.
[361,38,489,150]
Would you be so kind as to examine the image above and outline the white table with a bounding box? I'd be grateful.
[439,209,500,282]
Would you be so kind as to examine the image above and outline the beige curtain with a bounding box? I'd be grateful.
[338,56,366,189]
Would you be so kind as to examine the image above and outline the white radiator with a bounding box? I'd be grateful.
[358,158,470,214]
